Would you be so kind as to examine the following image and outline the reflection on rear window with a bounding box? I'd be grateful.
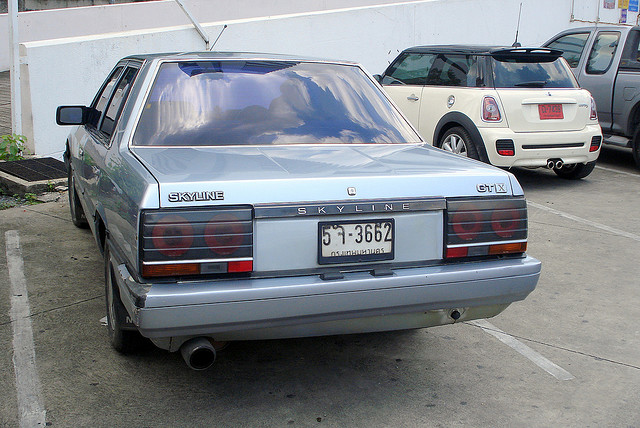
[491,58,578,89]
[133,61,420,146]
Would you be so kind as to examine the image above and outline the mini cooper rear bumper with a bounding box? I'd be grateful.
[113,256,541,351]
[479,125,602,167]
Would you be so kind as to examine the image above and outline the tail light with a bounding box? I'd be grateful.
[496,139,515,156]
[590,97,598,120]
[589,135,602,152]
[141,207,253,277]
[482,96,502,122]
[446,198,527,259]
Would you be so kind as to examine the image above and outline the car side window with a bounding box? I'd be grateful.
[619,30,640,70]
[586,32,620,74]
[382,53,435,85]
[425,54,480,87]
[546,33,590,68]
[100,66,139,138]
[88,66,124,129]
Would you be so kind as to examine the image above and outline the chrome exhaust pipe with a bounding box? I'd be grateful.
[547,159,555,169]
[555,160,564,169]
[180,337,217,370]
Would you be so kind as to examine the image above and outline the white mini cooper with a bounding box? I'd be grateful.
[377,46,602,179]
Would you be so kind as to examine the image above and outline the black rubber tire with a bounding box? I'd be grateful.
[553,161,596,179]
[438,126,480,161]
[68,168,89,229]
[632,128,640,169]
[104,242,141,354]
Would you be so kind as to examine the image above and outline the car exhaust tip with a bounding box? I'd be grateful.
[547,159,555,169]
[449,309,462,321]
[180,337,217,370]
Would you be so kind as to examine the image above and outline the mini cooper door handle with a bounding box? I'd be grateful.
[407,95,419,101]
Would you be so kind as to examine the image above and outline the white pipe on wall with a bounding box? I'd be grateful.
[8,0,21,135]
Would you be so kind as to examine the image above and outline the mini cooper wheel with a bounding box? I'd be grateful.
[439,126,480,160]
[68,168,89,228]
[105,242,140,354]
[553,161,596,179]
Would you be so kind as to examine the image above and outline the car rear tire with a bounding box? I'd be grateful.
[105,242,141,354]
[632,127,640,168]
[439,126,480,161]
[553,161,596,179]
[68,168,89,229]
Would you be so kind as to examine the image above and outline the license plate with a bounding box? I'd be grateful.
[318,219,394,264]
[538,103,564,120]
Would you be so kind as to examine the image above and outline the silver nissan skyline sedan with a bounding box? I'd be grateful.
[57,52,541,370]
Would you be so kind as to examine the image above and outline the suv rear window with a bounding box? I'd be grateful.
[491,56,578,89]
[133,61,420,146]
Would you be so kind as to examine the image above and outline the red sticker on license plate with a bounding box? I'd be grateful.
[538,104,563,120]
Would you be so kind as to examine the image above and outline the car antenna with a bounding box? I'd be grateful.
[512,2,523,47]
[209,25,228,51]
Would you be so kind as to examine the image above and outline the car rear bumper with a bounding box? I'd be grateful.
[113,256,541,349]
[479,125,602,167]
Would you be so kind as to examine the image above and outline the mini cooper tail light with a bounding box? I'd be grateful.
[446,198,527,259]
[590,135,602,152]
[141,207,253,278]
[590,97,598,120]
[482,96,502,122]
[496,139,515,157]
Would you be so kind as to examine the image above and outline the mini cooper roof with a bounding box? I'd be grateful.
[403,45,562,62]
[120,51,357,65]
[401,45,562,59]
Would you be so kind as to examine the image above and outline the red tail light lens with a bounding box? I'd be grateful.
[141,207,253,277]
[589,135,602,153]
[446,198,527,259]
[490,209,520,238]
[205,213,245,256]
[590,97,598,120]
[482,96,502,122]
[151,215,193,257]
[452,209,483,241]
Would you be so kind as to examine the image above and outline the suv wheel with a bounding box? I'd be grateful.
[633,126,640,168]
[553,161,596,179]
[439,127,480,160]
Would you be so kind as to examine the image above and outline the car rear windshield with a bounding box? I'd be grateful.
[132,61,421,146]
[491,57,578,89]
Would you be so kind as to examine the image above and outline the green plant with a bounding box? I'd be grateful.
[0,134,27,161]
[23,193,38,204]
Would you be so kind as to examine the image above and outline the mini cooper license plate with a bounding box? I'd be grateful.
[318,219,394,264]
[538,103,564,120]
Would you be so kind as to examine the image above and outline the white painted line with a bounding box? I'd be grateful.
[6,230,47,428]
[470,319,574,381]
[595,165,640,178]
[528,201,640,242]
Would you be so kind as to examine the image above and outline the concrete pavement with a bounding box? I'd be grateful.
[0,152,639,427]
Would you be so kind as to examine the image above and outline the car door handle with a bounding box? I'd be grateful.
[407,95,419,101]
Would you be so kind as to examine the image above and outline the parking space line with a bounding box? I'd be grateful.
[595,165,640,178]
[528,201,640,242]
[470,319,574,381]
[6,230,47,428]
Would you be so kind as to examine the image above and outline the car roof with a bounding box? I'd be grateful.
[402,45,512,55]
[121,51,357,65]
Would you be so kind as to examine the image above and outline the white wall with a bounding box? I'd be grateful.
[15,0,640,157]
[1,0,416,71]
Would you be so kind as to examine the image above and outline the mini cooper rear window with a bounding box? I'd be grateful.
[491,57,578,89]
[133,61,420,146]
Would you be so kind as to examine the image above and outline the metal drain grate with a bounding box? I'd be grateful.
[0,158,67,182]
